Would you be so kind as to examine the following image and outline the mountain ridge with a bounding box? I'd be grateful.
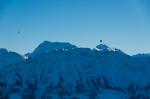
[1,41,150,57]
[0,41,150,99]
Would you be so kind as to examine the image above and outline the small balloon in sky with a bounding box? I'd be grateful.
[100,40,103,43]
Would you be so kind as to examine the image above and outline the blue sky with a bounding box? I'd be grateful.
[0,0,150,55]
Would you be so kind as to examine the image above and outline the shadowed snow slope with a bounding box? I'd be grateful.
[0,41,150,99]
[0,48,24,69]
[31,41,77,56]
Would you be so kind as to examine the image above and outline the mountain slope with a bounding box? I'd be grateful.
[0,41,150,99]
[0,48,24,69]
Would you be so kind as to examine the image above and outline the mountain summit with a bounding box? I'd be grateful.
[96,44,113,51]
[95,44,123,53]
[31,41,77,55]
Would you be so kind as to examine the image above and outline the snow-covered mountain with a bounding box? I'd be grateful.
[133,53,150,61]
[0,48,24,69]
[0,41,150,99]
[30,41,77,57]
